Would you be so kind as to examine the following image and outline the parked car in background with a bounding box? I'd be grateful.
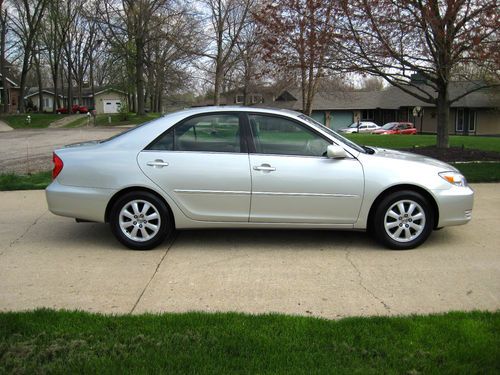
[339,121,380,134]
[57,105,89,114]
[372,122,417,135]
[46,107,473,251]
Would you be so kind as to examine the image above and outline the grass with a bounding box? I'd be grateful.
[345,134,500,152]
[453,162,500,183]
[0,309,498,374]
[64,112,162,128]
[0,113,70,129]
[0,171,52,191]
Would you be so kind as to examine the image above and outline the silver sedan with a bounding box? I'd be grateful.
[46,107,473,250]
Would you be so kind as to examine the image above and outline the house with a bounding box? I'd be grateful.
[274,83,500,135]
[24,87,127,114]
[0,60,21,113]
[192,81,500,135]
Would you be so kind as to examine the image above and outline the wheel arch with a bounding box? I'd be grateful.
[367,184,439,230]
[105,186,175,227]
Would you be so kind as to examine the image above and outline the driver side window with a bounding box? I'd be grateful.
[249,114,330,157]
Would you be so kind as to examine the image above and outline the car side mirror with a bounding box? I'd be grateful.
[327,145,347,159]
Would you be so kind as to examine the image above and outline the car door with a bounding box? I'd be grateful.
[358,125,368,133]
[247,114,364,224]
[137,113,251,222]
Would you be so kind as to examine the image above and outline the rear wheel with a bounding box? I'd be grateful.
[110,191,173,250]
[372,190,434,250]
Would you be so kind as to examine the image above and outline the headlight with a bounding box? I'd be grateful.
[439,171,467,187]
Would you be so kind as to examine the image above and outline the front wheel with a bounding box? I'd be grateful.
[372,190,434,250]
[110,191,173,250]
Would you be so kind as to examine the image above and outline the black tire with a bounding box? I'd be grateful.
[110,191,173,250]
[372,190,434,250]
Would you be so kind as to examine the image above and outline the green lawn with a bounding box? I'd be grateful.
[0,114,70,129]
[0,171,51,190]
[0,309,498,374]
[345,134,500,152]
[453,162,500,183]
[65,112,162,128]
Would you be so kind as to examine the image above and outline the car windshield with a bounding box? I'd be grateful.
[298,115,365,154]
[348,122,360,128]
[382,122,398,130]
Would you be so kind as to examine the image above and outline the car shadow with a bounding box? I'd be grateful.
[172,228,380,252]
[49,221,382,252]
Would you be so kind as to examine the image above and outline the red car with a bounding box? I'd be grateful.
[56,105,89,114]
[372,122,417,135]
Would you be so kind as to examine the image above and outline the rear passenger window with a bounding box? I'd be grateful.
[147,114,241,153]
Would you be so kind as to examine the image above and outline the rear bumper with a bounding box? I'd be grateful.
[45,180,116,223]
[434,185,474,227]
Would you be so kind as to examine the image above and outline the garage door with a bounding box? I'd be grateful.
[311,111,326,125]
[103,100,122,114]
[330,111,353,130]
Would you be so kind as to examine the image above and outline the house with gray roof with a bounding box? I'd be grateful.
[274,83,500,135]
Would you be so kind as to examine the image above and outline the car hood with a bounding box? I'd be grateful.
[372,129,390,134]
[371,147,458,171]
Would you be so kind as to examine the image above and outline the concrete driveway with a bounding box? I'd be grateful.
[0,184,498,318]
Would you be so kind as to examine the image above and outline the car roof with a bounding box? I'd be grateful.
[168,106,304,119]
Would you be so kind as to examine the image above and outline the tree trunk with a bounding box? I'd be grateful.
[213,63,223,106]
[33,53,43,112]
[136,37,145,115]
[436,86,450,149]
[18,54,30,113]
[60,68,65,109]
[0,9,8,113]
[52,72,59,112]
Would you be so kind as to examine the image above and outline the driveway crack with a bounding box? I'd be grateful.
[344,246,392,314]
[7,210,48,250]
[130,233,178,314]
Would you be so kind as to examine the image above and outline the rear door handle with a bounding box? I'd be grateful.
[147,159,169,168]
[253,164,276,172]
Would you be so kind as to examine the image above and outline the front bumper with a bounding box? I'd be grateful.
[434,185,474,227]
[46,180,116,223]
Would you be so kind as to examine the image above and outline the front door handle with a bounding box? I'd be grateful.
[253,164,276,172]
[147,159,169,168]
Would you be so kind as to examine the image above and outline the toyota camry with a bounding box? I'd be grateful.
[46,107,473,250]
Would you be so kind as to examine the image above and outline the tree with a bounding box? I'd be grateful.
[254,0,338,115]
[0,0,8,112]
[201,0,255,105]
[9,0,48,113]
[97,0,174,115]
[337,0,499,148]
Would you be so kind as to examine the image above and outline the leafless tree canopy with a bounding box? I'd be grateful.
[1,0,498,148]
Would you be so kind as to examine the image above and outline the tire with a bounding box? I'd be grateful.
[372,190,434,250]
[110,191,173,250]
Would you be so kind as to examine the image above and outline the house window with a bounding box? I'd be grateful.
[468,110,476,132]
[235,95,244,104]
[456,109,464,132]
[362,109,374,120]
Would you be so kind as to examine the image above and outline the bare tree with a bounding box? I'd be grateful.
[254,0,338,115]
[200,0,255,105]
[338,0,500,148]
[97,0,174,115]
[9,0,48,113]
[0,0,9,113]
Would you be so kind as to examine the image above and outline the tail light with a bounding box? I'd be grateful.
[52,152,64,180]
